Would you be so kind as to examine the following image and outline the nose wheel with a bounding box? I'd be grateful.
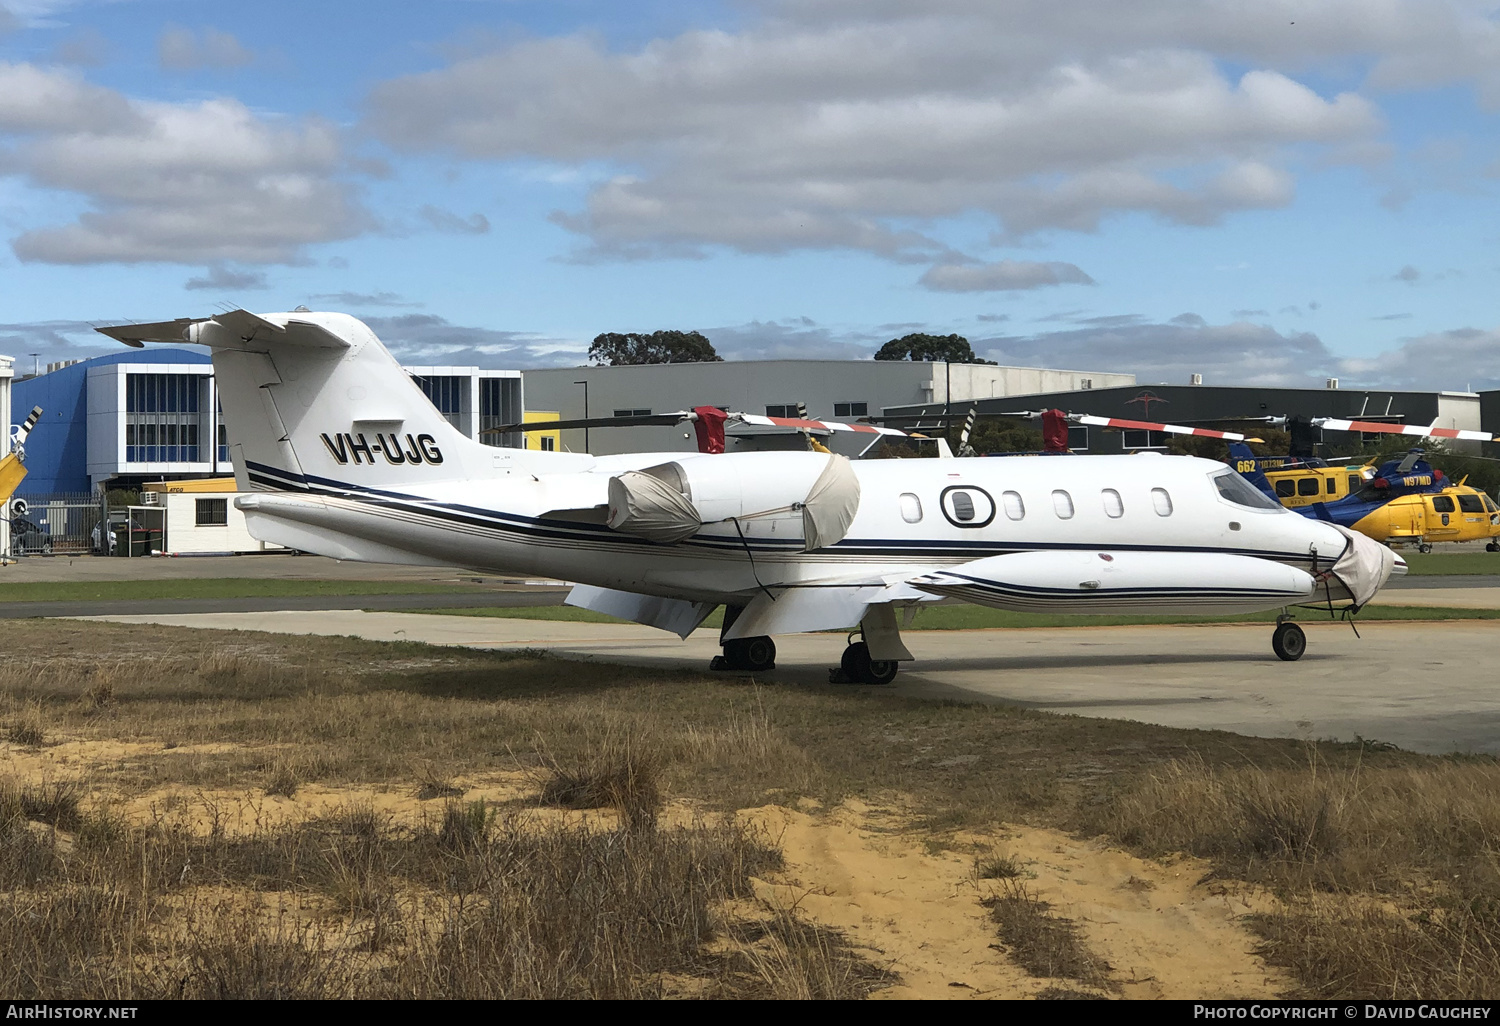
[1272,620,1306,662]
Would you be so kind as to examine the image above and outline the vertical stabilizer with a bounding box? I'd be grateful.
[96,310,587,494]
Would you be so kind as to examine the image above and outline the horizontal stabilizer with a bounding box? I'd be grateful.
[97,310,349,350]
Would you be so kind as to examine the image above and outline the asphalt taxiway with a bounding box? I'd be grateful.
[73,608,1500,756]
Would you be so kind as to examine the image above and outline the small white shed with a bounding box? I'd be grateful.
[142,479,286,555]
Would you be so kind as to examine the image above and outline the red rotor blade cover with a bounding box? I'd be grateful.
[1042,409,1070,453]
[691,405,729,454]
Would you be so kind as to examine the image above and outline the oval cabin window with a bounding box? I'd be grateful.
[1151,488,1173,516]
[1002,491,1025,521]
[1102,488,1124,518]
[1052,490,1074,519]
[899,492,923,523]
[939,486,996,528]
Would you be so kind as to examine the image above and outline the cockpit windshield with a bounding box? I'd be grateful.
[1211,469,1284,511]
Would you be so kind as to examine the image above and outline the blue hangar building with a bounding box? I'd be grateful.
[12,348,525,496]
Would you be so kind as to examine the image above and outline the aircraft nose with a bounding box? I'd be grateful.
[1333,525,1401,607]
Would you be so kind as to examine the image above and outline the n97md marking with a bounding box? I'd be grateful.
[321,432,443,466]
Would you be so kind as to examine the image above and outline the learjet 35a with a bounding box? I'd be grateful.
[98,310,1403,682]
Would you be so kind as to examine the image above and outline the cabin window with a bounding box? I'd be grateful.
[1297,478,1320,497]
[195,498,228,527]
[1485,495,1500,513]
[1102,489,1124,518]
[1327,478,1338,493]
[1458,494,1485,514]
[940,486,996,528]
[1348,475,1361,494]
[1432,495,1456,513]
[899,492,923,523]
[1002,491,1025,521]
[1052,490,1074,519]
[1275,480,1296,497]
[1151,488,1173,516]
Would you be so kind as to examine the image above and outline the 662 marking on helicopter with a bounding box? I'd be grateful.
[320,432,444,466]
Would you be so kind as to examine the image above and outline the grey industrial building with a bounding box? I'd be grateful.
[522,359,1135,455]
[883,382,1490,455]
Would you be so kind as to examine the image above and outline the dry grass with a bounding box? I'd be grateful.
[538,731,664,830]
[984,879,1115,993]
[5,620,1500,998]
[1092,754,1500,998]
[0,784,889,999]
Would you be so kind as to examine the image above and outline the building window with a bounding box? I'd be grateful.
[1052,490,1074,519]
[540,437,556,451]
[1102,488,1124,518]
[195,498,228,527]
[765,404,803,419]
[1067,426,1089,451]
[1152,488,1174,516]
[899,492,923,523]
[614,409,652,418]
[833,402,868,418]
[125,373,204,463]
[1002,491,1025,521]
[412,375,467,432]
[1121,429,1167,449]
[478,377,520,448]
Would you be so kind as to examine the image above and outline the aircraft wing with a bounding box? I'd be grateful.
[906,550,1316,614]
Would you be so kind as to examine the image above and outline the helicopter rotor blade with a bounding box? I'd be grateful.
[1314,418,1495,443]
[1069,415,1248,441]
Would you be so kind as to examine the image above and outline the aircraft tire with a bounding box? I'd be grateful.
[842,642,898,685]
[1272,622,1306,662]
[738,635,776,672]
[1488,542,1499,552]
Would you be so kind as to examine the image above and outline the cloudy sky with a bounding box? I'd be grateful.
[1,0,1498,389]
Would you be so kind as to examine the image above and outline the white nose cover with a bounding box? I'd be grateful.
[1323,524,1398,610]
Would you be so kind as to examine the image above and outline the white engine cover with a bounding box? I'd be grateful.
[909,550,1316,615]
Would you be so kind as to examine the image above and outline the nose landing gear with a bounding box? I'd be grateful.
[1272,616,1306,662]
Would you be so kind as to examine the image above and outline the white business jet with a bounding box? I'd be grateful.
[98,310,1402,684]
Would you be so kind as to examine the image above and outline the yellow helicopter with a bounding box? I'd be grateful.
[1235,441,1500,553]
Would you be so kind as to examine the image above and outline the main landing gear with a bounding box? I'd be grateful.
[711,635,776,672]
[830,639,900,686]
[1272,615,1306,662]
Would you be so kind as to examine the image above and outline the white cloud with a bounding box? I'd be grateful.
[364,313,585,368]
[419,205,490,234]
[183,265,268,291]
[158,26,254,72]
[1340,326,1500,391]
[364,1,1406,261]
[920,260,1095,292]
[1,64,365,265]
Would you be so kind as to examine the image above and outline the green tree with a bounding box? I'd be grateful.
[873,332,994,364]
[589,330,723,366]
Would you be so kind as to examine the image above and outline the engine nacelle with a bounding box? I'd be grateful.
[607,451,858,547]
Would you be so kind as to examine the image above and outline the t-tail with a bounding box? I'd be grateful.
[96,310,588,494]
